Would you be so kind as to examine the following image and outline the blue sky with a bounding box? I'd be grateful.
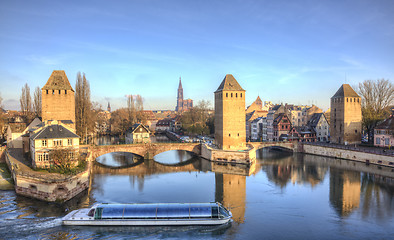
[0,0,393,111]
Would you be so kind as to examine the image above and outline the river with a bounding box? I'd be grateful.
[0,149,393,240]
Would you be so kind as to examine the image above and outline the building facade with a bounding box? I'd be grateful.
[29,121,79,169]
[214,74,246,150]
[125,124,151,144]
[175,77,193,112]
[42,70,76,130]
[330,84,362,144]
[307,113,330,142]
[273,113,292,141]
[374,116,394,147]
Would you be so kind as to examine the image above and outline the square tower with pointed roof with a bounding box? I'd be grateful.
[330,84,361,144]
[42,70,76,130]
[214,74,246,150]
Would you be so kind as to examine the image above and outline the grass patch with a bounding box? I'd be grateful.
[0,163,11,179]
[33,160,88,175]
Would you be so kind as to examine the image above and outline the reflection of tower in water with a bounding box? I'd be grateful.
[329,168,361,217]
[215,173,246,223]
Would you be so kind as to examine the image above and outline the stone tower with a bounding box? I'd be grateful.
[330,84,361,144]
[214,74,246,150]
[42,70,75,130]
[176,77,184,112]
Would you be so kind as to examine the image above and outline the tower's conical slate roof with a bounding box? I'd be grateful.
[215,74,245,92]
[42,70,74,91]
[332,84,360,98]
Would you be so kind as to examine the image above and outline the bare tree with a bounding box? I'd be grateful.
[20,83,32,121]
[126,94,136,125]
[180,100,211,135]
[110,108,129,135]
[75,72,93,140]
[33,86,42,118]
[357,79,394,143]
[135,95,146,124]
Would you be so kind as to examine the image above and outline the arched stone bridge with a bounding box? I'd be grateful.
[249,141,301,152]
[90,142,201,160]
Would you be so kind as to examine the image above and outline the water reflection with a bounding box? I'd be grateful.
[1,149,394,239]
[94,135,120,145]
[154,150,195,165]
[96,152,143,167]
[257,148,394,220]
[330,169,360,217]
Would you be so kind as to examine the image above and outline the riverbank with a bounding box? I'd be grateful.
[0,162,13,190]
[5,148,91,203]
[302,143,394,168]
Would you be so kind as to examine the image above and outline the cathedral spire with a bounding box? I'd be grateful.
[107,102,111,112]
[178,77,183,89]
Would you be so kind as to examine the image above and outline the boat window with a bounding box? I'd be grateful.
[156,205,190,218]
[190,206,212,218]
[88,208,95,217]
[219,206,230,218]
[211,206,219,218]
[123,206,157,219]
[94,208,103,219]
[101,206,125,219]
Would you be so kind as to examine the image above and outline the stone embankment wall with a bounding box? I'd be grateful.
[201,144,256,164]
[0,147,5,163]
[303,144,394,167]
[5,150,91,202]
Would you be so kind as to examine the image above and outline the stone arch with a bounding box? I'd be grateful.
[252,142,297,153]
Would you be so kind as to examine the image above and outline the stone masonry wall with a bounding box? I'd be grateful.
[303,144,394,167]
[42,89,75,129]
[6,150,90,202]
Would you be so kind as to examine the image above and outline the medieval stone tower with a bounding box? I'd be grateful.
[214,74,246,150]
[42,70,76,130]
[330,84,361,144]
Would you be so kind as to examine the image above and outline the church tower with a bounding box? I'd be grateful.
[330,84,361,144]
[107,102,111,112]
[176,77,184,112]
[214,74,246,150]
[42,70,75,130]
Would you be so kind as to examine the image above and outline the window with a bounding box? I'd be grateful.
[38,154,43,162]
[46,90,48,94]
[236,93,238,97]
[59,90,61,94]
[42,140,47,147]
[376,138,380,144]
[68,139,72,145]
[385,138,390,145]
[65,90,67,94]
[231,93,233,97]
[52,90,55,95]
[226,93,228,98]
[240,93,242,98]
[53,140,62,146]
